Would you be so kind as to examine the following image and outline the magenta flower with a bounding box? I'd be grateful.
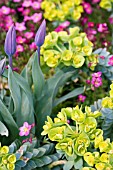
[92,71,102,77]
[108,56,113,66]
[0,6,10,15]
[22,0,32,7]
[16,45,24,52]
[78,94,86,102]
[16,36,26,44]
[19,122,31,136]
[92,0,100,3]
[15,22,26,32]
[86,79,91,85]
[31,1,41,9]
[97,23,108,33]
[83,2,93,14]
[13,0,21,2]
[29,42,37,50]
[24,32,34,39]
[31,13,42,23]
[91,77,102,88]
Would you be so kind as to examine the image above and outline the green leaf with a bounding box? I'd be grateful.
[8,67,21,125]
[32,51,45,100]
[54,87,84,107]
[0,121,9,137]
[74,157,83,169]
[0,98,18,143]
[63,161,74,170]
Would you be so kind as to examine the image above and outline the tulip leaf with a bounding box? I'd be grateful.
[8,67,21,122]
[0,121,9,137]
[0,98,18,143]
[32,52,45,100]
[53,87,84,107]
[36,67,77,138]
[13,72,35,128]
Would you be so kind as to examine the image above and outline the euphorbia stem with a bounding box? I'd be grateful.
[48,160,67,168]
[37,46,40,64]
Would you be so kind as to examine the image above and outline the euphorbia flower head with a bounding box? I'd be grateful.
[4,24,16,57]
[35,19,46,47]
[0,58,6,75]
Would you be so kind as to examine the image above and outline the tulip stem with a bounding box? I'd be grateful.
[9,57,13,69]
[37,47,40,64]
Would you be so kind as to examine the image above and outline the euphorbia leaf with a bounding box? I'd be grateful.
[0,121,9,137]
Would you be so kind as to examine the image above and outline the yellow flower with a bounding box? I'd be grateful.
[61,50,73,61]
[99,153,109,163]
[0,146,9,154]
[73,54,85,68]
[82,46,92,56]
[84,152,95,166]
[73,36,83,46]
[8,154,16,164]
[7,163,15,170]
[95,163,105,170]
[100,0,112,10]
[72,10,81,20]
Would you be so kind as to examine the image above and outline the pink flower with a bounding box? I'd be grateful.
[86,79,91,84]
[24,32,34,39]
[17,7,24,12]
[31,1,41,9]
[15,22,26,31]
[78,94,86,102]
[16,45,24,52]
[16,36,26,44]
[100,56,105,59]
[88,22,94,28]
[24,16,31,22]
[97,23,108,33]
[92,0,100,3]
[108,56,113,66]
[92,71,102,77]
[0,6,10,15]
[29,42,37,50]
[55,26,64,32]
[13,0,21,2]
[83,2,92,14]
[91,77,102,88]
[19,122,31,136]
[22,0,32,7]
[22,9,30,16]
[60,21,70,28]
[31,13,42,23]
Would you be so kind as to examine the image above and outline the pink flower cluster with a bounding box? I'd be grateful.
[55,21,70,32]
[108,56,113,66]
[78,94,86,102]
[86,72,102,89]
[0,0,42,59]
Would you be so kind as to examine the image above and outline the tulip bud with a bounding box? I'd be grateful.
[0,58,6,76]
[35,20,46,64]
[35,19,46,47]
[4,24,16,68]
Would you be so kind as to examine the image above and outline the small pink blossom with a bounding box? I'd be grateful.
[17,7,24,12]
[108,56,113,66]
[31,1,41,9]
[91,77,102,88]
[100,56,105,59]
[24,16,31,22]
[31,13,42,23]
[97,23,108,33]
[60,21,70,28]
[16,36,26,44]
[83,2,92,14]
[86,79,91,84]
[29,42,37,50]
[13,0,21,2]
[22,9,30,16]
[19,122,31,136]
[78,94,86,102]
[16,45,24,52]
[92,71,102,77]
[15,22,26,31]
[88,22,94,28]
[0,6,10,15]
[92,0,100,3]
[24,32,34,39]
[22,0,32,7]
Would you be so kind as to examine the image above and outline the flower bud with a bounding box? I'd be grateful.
[35,19,46,47]
[4,24,16,57]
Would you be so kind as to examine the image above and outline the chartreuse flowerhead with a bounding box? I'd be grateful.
[42,99,113,169]
[4,24,16,69]
[102,82,113,109]
[0,144,16,170]
[100,0,113,11]
[41,0,83,21]
[41,27,96,69]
